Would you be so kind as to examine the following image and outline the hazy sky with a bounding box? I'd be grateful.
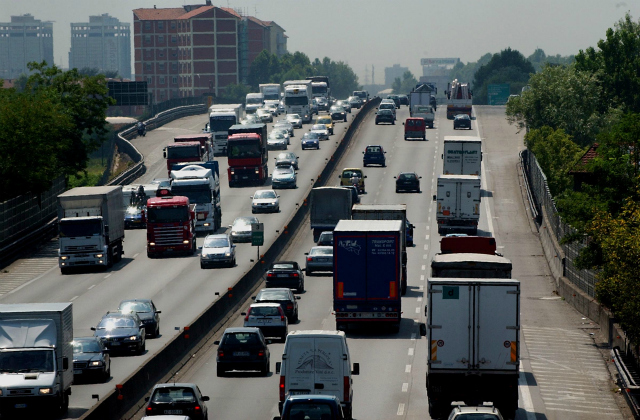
[3,0,639,83]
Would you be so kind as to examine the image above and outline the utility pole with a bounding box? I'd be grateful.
[372,65,375,85]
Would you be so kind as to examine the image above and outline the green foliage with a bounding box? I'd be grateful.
[0,61,114,198]
[218,83,252,104]
[472,48,535,105]
[527,48,575,72]
[392,71,418,95]
[505,64,618,146]
[525,127,585,196]
[575,13,640,113]
[449,53,492,87]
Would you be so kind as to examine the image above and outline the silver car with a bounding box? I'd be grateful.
[271,127,290,144]
[271,164,297,189]
[256,108,273,123]
[310,124,330,140]
[200,234,236,268]
[242,303,288,342]
[274,120,294,137]
[267,131,288,150]
[274,152,299,170]
[229,216,259,243]
[286,114,303,129]
[304,246,333,275]
[251,189,280,213]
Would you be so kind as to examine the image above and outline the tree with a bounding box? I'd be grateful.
[472,48,535,104]
[528,48,575,72]
[217,83,251,104]
[449,53,492,86]
[392,71,418,95]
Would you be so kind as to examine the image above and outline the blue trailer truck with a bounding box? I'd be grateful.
[333,220,403,333]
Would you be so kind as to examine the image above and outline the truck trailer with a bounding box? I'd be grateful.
[309,187,353,240]
[442,136,482,176]
[333,220,403,332]
[434,175,481,235]
[0,302,73,415]
[57,186,124,274]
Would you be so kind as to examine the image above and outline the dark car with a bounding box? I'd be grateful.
[214,327,270,376]
[375,109,395,125]
[253,287,300,322]
[91,311,146,355]
[265,261,305,293]
[275,152,299,170]
[330,106,347,122]
[398,94,409,106]
[118,299,161,338]
[317,231,333,246]
[386,94,401,108]
[276,395,346,420]
[362,145,386,167]
[406,218,415,246]
[72,337,110,383]
[395,172,421,193]
[341,185,360,204]
[145,383,209,420]
[301,132,321,150]
[453,114,472,129]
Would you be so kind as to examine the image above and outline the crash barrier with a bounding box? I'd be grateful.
[612,347,640,419]
[79,97,382,420]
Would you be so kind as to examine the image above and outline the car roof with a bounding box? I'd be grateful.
[152,383,198,390]
[250,302,282,308]
[102,311,139,319]
[285,394,341,403]
[272,260,298,265]
[310,246,333,251]
[452,405,501,414]
[73,336,100,342]
[204,233,230,240]
[223,327,262,334]
[119,298,153,305]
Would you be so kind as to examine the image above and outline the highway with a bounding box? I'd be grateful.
[0,103,630,420]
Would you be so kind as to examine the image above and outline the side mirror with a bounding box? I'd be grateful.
[214,340,220,345]
[296,296,301,300]
[145,397,150,402]
[419,176,423,179]
[364,176,367,179]
[304,253,309,255]
[419,323,427,337]
[352,363,360,375]
[241,312,246,316]
[156,311,162,314]
[250,196,253,199]
[394,176,397,179]
[402,122,405,125]
[432,195,437,201]
[90,327,96,331]
[266,339,273,344]
[198,246,203,250]
[275,362,282,374]
[232,244,236,248]
[62,357,69,370]
[202,396,210,402]
[274,417,282,420]
[103,349,110,354]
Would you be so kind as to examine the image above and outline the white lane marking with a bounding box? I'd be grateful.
[519,362,536,420]
[480,149,494,235]
[70,296,79,301]
[425,235,429,241]
[426,225,430,230]
[415,307,420,313]
[417,297,422,302]
[104,274,111,279]
[133,253,140,258]
[423,254,428,259]
[420,275,424,281]
[408,348,414,356]
[421,265,426,271]
[402,383,409,392]
[88,285,96,290]
[424,244,428,250]
[397,403,405,416]
[419,285,424,291]
[405,364,412,373]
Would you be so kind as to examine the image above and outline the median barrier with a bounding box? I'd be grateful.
[79,97,381,420]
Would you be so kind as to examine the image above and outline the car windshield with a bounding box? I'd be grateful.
[233,217,257,228]
[119,301,152,313]
[151,387,196,403]
[366,146,382,153]
[146,207,189,223]
[331,107,344,112]
[289,402,334,419]
[287,114,301,120]
[269,132,285,139]
[272,128,288,136]
[272,263,295,270]
[277,153,295,160]
[378,109,393,115]
[317,117,331,124]
[59,219,102,237]
[342,170,362,178]
[0,350,54,373]
[228,143,262,159]
[306,132,321,139]
[398,173,417,180]
[254,190,276,199]
[380,103,395,110]
[257,290,289,300]
[310,247,332,255]
[73,340,102,354]
[222,332,260,345]
[311,124,326,131]
[274,167,294,175]
[203,236,229,248]
[97,317,137,329]
[249,306,280,316]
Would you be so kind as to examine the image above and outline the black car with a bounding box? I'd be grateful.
[265,261,305,293]
[253,287,300,322]
[330,106,347,122]
[118,299,161,338]
[214,327,270,376]
[395,172,421,193]
[398,94,409,106]
[72,337,110,383]
[145,383,209,420]
[317,231,333,246]
[375,109,395,125]
[386,94,401,108]
[453,114,472,129]
[363,145,386,167]
[91,311,146,355]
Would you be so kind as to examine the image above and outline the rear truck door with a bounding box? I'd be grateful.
[428,281,472,370]
[443,142,462,175]
[287,336,316,396]
[314,337,344,400]
[366,232,399,301]
[475,282,520,371]
[334,233,367,301]
[462,143,481,175]
[437,179,455,219]
[458,180,480,219]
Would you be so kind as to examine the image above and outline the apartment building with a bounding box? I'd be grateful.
[69,14,131,79]
[0,14,53,79]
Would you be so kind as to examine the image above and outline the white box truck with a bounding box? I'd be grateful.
[275,330,359,420]
[420,278,520,419]
[245,92,264,114]
[309,187,352,240]
[205,104,243,155]
[0,302,73,415]
[434,175,481,235]
[57,186,124,274]
[442,136,482,176]
[259,83,281,101]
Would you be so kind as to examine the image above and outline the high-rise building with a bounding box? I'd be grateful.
[133,2,286,103]
[384,64,408,88]
[69,14,131,79]
[0,14,53,79]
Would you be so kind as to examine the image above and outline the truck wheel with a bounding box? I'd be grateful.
[401,279,407,296]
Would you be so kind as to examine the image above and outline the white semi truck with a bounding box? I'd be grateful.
[259,83,281,101]
[442,136,482,176]
[170,165,221,233]
[434,175,481,235]
[0,302,73,415]
[205,104,243,156]
[283,80,313,123]
[57,186,124,274]
[245,92,264,114]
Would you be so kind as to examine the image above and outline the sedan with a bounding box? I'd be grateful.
[317,231,333,246]
[274,120,294,137]
[271,127,291,144]
[375,109,395,125]
[267,131,288,150]
[395,172,421,193]
[330,105,347,122]
[200,233,236,268]
[242,303,288,342]
[265,261,305,293]
[275,151,299,170]
[286,113,303,129]
[91,312,145,355]
[256,108,273,123]
[251,189,280,213]
[336,100,351,113]
[229,216,259,243]
[72,337,110,383]
[453,114,472,129]
[214,327,270,376]
[315,97,329,111]
[315,115,334,135]
[145,383,210,420]
[310,124,330,140]
[301,133,320,150]
[398,94,409,106]
[264,102,279,116]
[305,246,333,275]
[363,145,386,167]
[252,288,300,322]
[118,299,161,338]
[271,164,297,189]
[348,96,362,109]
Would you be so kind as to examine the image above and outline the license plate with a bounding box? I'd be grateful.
[317,258,328,262]
[73,369,82,374]
[14,404,27,409]
[110,341,120,346]
[256,318,272,324]
[164,410,183,415]
[277,274,288,278]
[233,351,250,356]
[242,176,248,179]
[290,390,310,396]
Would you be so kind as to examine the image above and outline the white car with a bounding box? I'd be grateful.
[251,189,280,213]
[242,302,288,342]
[447,405,504,420]
[271,127,290,144]
[267,131,288,150]
[200,233,236,268]
[229,216,259,243]
[310,124,330,140]
[274,120,294,137]
[286,114,303,129]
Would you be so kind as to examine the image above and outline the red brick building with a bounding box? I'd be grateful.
[133,3,286,103]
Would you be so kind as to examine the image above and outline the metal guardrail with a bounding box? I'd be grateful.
[612,347,640,419]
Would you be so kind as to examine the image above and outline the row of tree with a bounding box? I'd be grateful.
[506,14,640,343]
[0,62,114,199]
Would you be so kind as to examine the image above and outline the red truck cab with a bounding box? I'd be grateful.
[146,191,196,258]
[163,141,204,177]
[174,133,213,160]
[227,123,268,187]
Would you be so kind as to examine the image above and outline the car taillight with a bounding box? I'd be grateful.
[279,307,286,322]
[245,308,251,322]
[279,376,286,401]
[258,350,265,357]
[267,273,274,277]
[286,304,293,310]
[146,407,152,412]
[344,376,350,402]
[307,257,312,262]
[195,406,201,411]
[218,350,224,357]
[292,273,299,277]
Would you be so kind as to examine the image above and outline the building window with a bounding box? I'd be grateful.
[171,35,177,43]
[145,22,151,30]
[145,35,151,44]
[159,63,165,71]
[147,76,152,85]
[172,76,178,84]
[160,77,166,85]
[172,50,177,58]
[146,63,152,71]
[145,49,151,58]
[158,21,164,30]
[172,63,178,71]
[158,35,164,44]
[171,21,176,29]
[160,90,165,98]
[159,51,164,58]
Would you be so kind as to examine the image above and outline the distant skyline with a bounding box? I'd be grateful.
[3,0,639,84]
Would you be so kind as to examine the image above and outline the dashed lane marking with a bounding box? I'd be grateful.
[408,348,414,356]
[70,296,78,301]
[402,383,409,392]
[405,365,411,373]
[397,403,405,416]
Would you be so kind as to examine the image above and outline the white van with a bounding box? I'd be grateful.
[276,330,359,420]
